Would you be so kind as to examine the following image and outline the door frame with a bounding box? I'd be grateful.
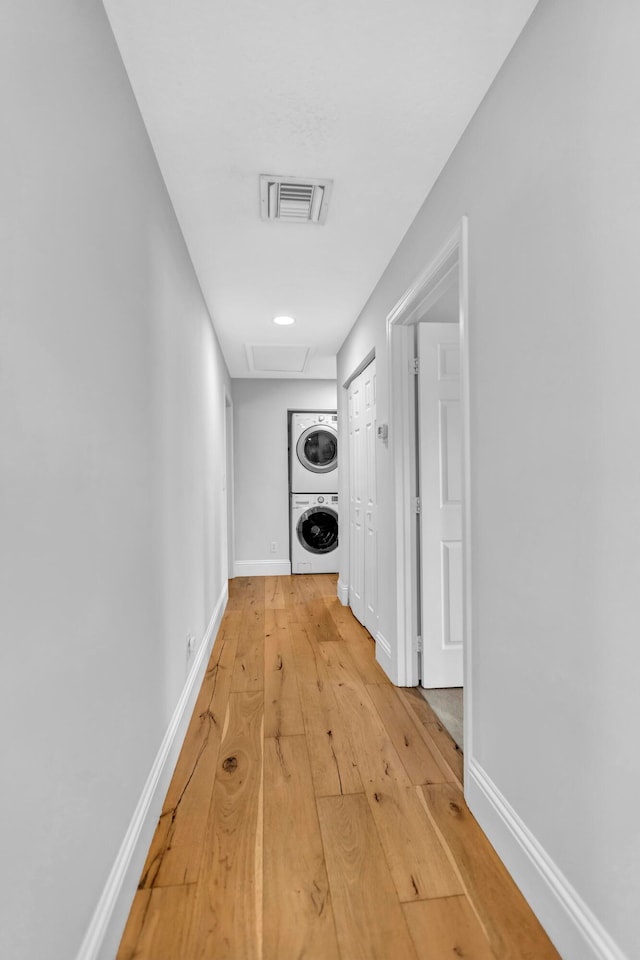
[386,217,472,755]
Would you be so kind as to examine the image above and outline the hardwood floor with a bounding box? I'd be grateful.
[117,575,559,960]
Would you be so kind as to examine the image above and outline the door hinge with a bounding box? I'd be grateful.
[409,357,419,375]
[416,635,423,652]
[414,497,421,514]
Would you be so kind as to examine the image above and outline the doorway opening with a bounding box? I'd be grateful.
[387,217,471,768]
[415,313,463,747]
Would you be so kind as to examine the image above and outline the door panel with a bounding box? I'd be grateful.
[439,400,462,505]
[418,323,462,688]
[441,540,463,648]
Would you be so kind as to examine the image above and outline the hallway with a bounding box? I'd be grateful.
[117,575,559,959]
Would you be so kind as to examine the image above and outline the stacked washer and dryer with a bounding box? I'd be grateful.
[290,412,339,574]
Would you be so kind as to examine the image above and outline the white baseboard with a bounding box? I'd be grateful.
[466,758,628,960]
[233,559,291,577]
[375,631,394,682]
[75,582,229,960]
[337,578,349,605]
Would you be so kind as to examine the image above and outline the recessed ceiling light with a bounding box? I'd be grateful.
[273,315,295,325]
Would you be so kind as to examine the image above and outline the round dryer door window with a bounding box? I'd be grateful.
[296,427,337,474]
[297,507,339,554]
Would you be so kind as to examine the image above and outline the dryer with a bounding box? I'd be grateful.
[291,493,339,574]
[290,411,338,493]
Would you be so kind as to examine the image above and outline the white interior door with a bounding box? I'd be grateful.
[348,374,364,622]
[348,358,377,635]
[362,361,377,636]
[418,323,463,688]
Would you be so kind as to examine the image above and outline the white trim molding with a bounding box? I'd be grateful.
[337,578,349,605]
[375,631,393,678]
[233,559,292,577]
[342,347,376,390]
[74,582,229,960]
[466,759,629,960]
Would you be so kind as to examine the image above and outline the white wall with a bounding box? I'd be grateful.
[0,4,230,959]
[232,379,337,574]
[337,1,640,957]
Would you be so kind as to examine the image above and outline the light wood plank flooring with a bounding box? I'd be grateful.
[117,575,559,960]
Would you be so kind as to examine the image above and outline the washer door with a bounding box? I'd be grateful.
[296,426,337,475]
[297,507,339,554]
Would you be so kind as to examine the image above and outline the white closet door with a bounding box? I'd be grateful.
[418,323,463,688]
[348,374,364,623]
[348,358,377,635]
[362,360,378,637]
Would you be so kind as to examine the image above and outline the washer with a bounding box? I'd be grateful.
[291,493,339,574]
[290,412,338,493]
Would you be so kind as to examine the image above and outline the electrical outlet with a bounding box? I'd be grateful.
[270,541,277,553]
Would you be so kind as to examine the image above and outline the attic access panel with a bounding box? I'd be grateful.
[246,343,312,373]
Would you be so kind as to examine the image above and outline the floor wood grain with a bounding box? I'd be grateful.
[264,607,305,738]
[116,885,195,960]
[263,735,339,958]
[400,685,465,785]
[231,577,265,692]
[185,690,264,960]
[138,616,240,888]
[317,793,419,960]
[403,895,496,960]
[364,782,464,903]
[421,782,560,959]
[366,681,453,786]
[117,574,560,960]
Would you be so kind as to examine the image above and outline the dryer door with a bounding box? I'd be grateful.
[296,426,337,475]
[297,507,339,554]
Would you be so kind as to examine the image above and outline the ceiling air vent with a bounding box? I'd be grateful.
[260,175,332,224]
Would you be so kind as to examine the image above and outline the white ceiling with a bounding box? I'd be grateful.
[102,0,538,379]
